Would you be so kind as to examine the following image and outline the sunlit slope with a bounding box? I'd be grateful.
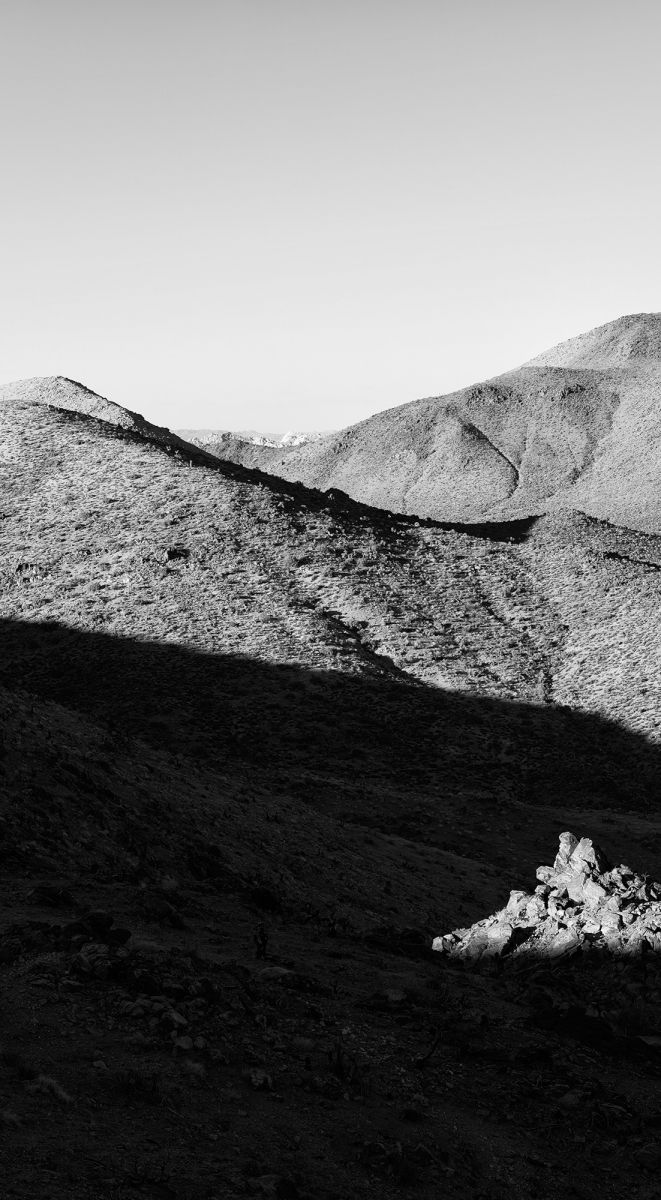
[202,313,661,533]
[0,383,660,750]
[0,374,208,456]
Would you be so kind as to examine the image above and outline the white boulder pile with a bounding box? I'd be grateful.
[433,833,661,963]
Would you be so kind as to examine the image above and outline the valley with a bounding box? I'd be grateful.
[1,346,661,1198]
[191,313,661,533]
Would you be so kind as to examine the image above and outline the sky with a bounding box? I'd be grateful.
[1,0,661,433]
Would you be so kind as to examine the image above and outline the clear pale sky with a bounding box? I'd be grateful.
[1,0,660,432]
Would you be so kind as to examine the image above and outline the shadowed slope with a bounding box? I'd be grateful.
[2,613,661,930]
[4,616,661,1198]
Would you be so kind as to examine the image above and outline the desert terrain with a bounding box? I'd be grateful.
[192,313,661,533]
[1,334,661,1198]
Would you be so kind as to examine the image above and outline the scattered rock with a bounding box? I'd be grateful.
[433,833,661,963]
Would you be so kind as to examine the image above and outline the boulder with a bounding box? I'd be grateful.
[553,832,579,871]
[433,833,661,964]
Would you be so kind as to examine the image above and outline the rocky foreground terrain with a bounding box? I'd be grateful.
[195,313,661,533]
[1,375,661,1198]
[435,832,661,963]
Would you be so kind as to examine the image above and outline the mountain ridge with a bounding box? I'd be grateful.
[186,313,661,533]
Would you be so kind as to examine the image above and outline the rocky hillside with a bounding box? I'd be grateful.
[2,376,661,1197]
[199,313,661,533]
[0,376,206,454]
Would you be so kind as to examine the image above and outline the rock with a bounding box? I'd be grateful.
[506,890,528,917]
[599,911,622,933]
[433,832,661,965]
[553,832,579,871]
[568,837,610,875]
[547,894,567,920]
[255,966,293,983]
[524,895,547,921]
[546,928,582,959]
[565,874,592,904]
[582,878,607,906]
[459,932,490,961]
[431,934,457,954]
[162,1009,187,1028]
[487,921,513,945]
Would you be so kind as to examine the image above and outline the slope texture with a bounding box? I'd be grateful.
[196,313,661,532]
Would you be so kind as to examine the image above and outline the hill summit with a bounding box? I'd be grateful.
[193,313,661,533]
[526,312,661,369]
[0,375,203,458]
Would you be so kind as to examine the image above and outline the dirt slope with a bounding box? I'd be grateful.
[2,379,661,1197]
[198,313,661,533]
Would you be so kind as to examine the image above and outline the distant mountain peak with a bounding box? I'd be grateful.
[176,427,332,449]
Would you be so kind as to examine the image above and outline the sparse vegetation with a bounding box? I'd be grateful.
[1,368,661,1197]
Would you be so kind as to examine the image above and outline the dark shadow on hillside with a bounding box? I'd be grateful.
[438,943,661,1073]
[7,616,661,1097]
[1,616,660,845]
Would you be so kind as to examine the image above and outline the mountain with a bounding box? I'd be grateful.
[177,428,331,448]
[198,313,661,533]
[175,426,332,474]
[2,372,661,1196]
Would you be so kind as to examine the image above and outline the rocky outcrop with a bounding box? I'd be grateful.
[433,833,661,962]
